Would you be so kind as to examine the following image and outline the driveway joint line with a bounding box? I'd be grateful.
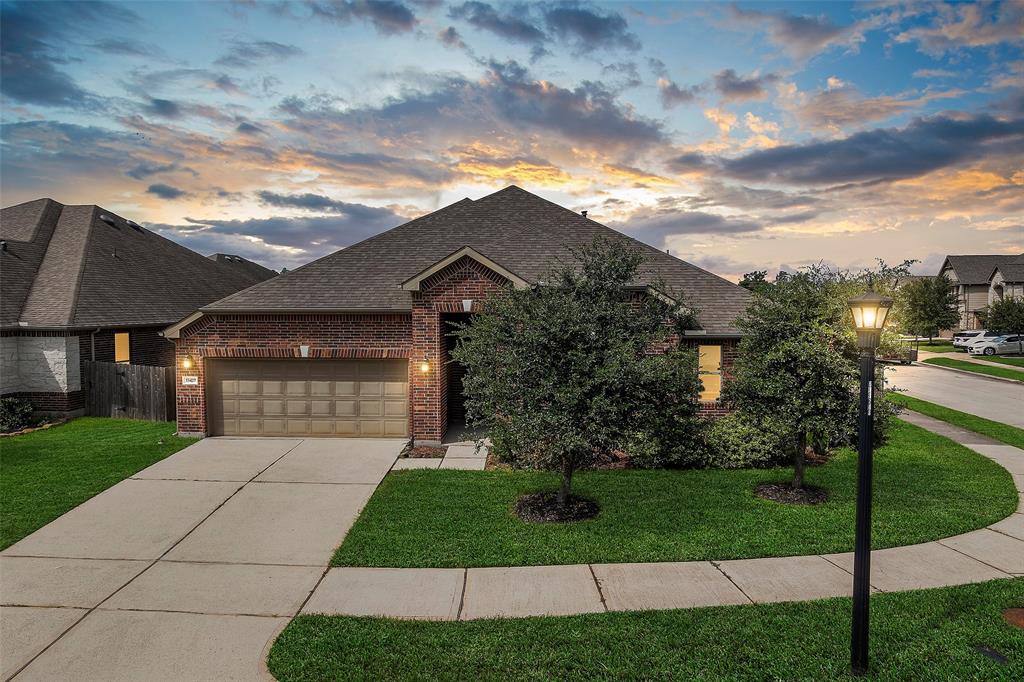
[709,561,754,604]
[6,438,307,680]
[94,606,288,619]
[587,564,608,612]
[456,568,469,620]
[935,538,1015,576]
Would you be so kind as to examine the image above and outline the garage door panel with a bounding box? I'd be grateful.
[209,359,408,437]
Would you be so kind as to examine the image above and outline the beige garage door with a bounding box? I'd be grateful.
[208,359,408,437]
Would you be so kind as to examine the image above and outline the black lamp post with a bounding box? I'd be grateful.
[847,287,893,676]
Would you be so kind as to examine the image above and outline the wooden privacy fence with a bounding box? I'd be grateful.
[84,361,175,422]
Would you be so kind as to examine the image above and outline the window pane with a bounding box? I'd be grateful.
[114,332,130,364]
[699,374,722,402]
[698,345,722,373]
[698,345,723,401]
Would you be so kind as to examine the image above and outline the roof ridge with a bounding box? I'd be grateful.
[66,206,97,328]
[202,197,477,311]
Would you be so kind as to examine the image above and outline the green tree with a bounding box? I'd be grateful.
[724,268,858,489]
[899,275,960,344]
[451,237,702,508]
[739,270,772,294]
[983,296,1024,354]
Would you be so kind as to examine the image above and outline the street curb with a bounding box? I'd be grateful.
[911,361,1024,386]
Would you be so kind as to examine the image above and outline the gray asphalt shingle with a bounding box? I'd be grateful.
[204,186,750,335]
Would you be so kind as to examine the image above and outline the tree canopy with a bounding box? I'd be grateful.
[451,237,702,508]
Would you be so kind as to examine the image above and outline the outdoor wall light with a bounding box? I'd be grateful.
[181,355,194,370]
[846,283,893,676]
[420,361,431,373]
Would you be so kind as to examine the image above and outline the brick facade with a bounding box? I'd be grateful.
[173,313,413,435]
[172,256,739,440]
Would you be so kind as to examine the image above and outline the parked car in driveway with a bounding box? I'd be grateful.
[953,330,1000,350]
[968,335,1023,356]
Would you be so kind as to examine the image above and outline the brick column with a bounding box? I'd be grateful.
[411,295,446,443]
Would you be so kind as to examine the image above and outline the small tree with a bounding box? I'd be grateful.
[899,275,959,344]
[451,237,702,509]
[984,296,1024,354]
[724,268,858,489]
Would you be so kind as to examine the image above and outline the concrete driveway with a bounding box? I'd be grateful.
[0,436,405,681]
[886,363,1024,427]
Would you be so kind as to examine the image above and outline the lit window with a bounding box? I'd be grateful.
[698,345,722,401]
[114,332,130,364]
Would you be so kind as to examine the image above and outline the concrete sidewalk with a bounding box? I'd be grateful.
[300,412,1023,621]
[0,437,405,681]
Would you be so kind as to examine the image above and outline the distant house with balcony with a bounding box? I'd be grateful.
[939,253,1024,330]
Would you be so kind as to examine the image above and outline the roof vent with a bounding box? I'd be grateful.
[126,220,143,231]
[580,210,588,218]
[99,214,117,227]
[0,241,7,252]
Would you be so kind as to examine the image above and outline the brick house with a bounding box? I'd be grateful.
[0,198,276,415]
[165,187,750,443]
[939,254,1024,330]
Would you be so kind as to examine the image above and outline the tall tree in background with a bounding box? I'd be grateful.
[983,297,1024,354]
[900,275,959,344]
[739,270,772,295]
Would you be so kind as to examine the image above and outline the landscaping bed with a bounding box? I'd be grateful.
[0,417,192,549]
[269,578,1024,681]
[332,420,1016,567]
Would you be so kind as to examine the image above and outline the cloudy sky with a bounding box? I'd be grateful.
[2,1,1022,279]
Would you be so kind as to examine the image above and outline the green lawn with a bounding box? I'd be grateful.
[916,341,957,353]
[268,578,1024,681]
[0,418,192,550]
[923,357,1024,382]
[333,420,1016,568]
[978,356,1024,368]
[889,394,1024,449]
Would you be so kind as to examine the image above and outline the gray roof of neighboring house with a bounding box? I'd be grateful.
[993,263,1024,283]
[0,198,276,330]
[941,253,1024,285]
[208,253,278,281]
[203,186,751,336]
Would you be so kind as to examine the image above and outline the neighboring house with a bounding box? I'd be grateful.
[939,254,1024,330]
[0,198,276,415]
[988,263,1024,305]
[166,186,750,443]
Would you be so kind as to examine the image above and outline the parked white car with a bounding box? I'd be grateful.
[953,329,1000,350]
[968,335,1023,356]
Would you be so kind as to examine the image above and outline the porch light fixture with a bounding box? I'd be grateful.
[181,355,194,370]
[847,283,893,677]
[419,361,431,373]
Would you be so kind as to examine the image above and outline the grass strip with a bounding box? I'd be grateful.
[889,393,1024,449]
[269,578,1024,681]
[922,357,1024,382]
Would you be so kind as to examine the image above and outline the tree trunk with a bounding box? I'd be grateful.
[792,432,806,489]
[557,457,575,507]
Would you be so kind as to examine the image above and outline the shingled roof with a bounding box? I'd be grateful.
[0,198,276,330]
[203,186,750,336]
[941,254,1024,285]
[993,262,1024,283]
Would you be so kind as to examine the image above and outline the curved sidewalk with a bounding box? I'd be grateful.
[303,412,1024,621]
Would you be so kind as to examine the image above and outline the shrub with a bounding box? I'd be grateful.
[0,397,36,433]
[704,413,789,469]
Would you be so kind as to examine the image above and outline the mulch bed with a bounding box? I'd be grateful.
[514,492,600,523]
[0,420,63,438]
[754,482,829,506]
[404,445,448,459]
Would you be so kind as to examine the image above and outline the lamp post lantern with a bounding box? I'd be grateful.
[847,286,893,676]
